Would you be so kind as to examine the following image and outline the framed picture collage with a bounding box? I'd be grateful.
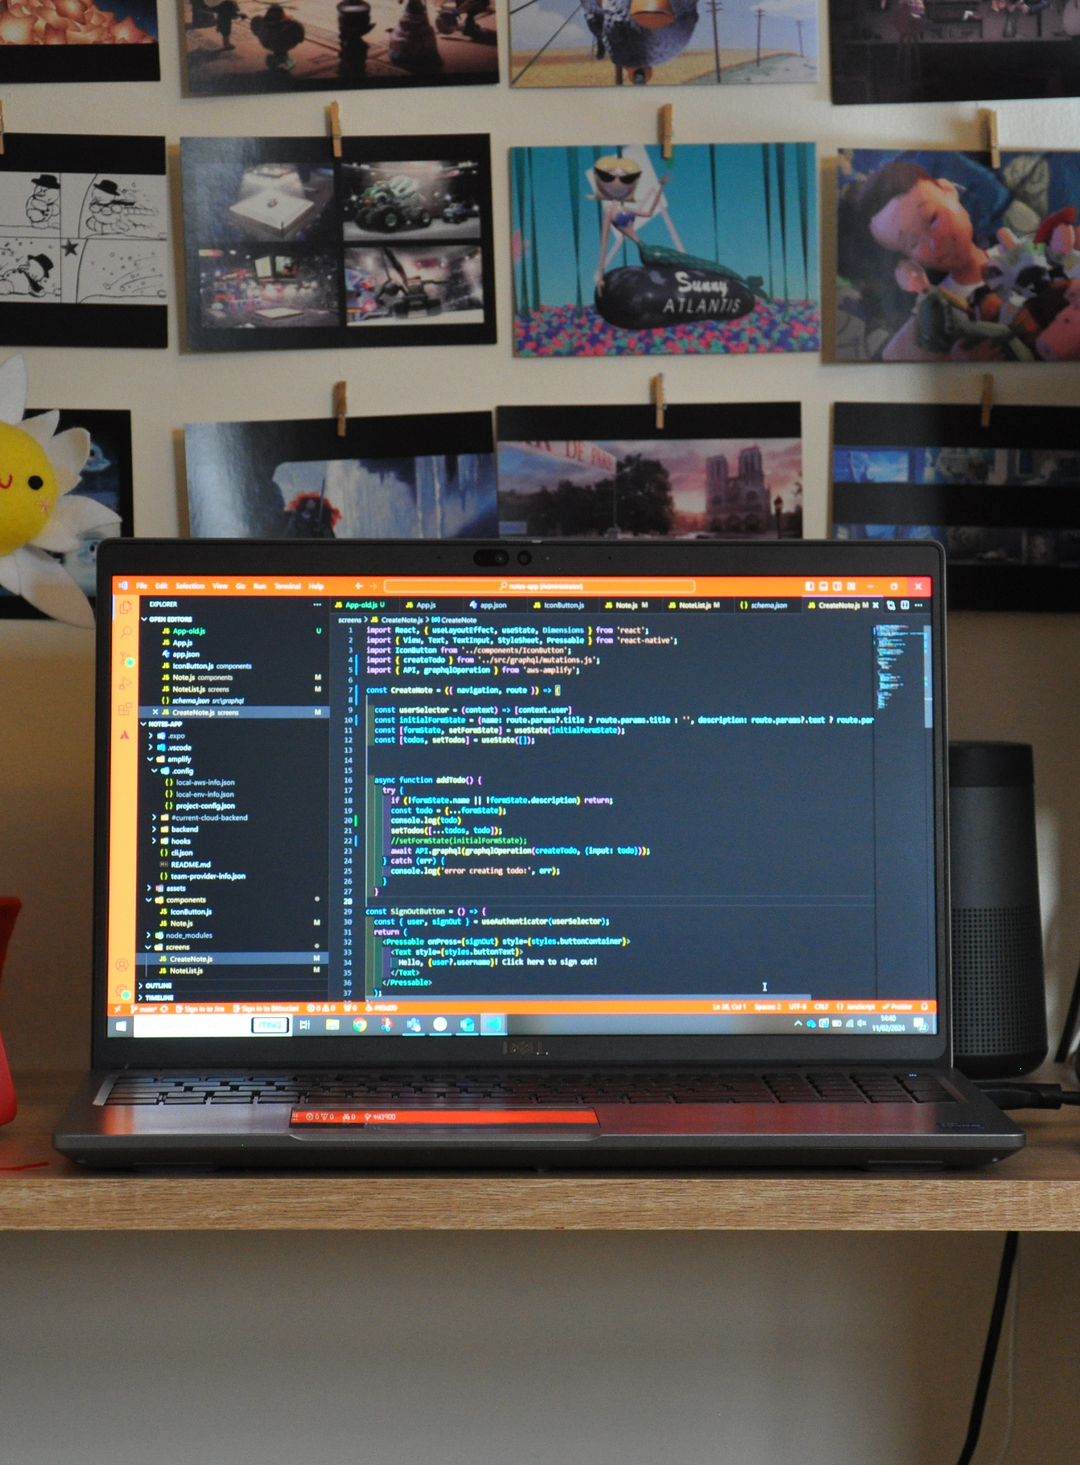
[5,0,1080,619]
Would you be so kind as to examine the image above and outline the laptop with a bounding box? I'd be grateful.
[55,535,1024,1170]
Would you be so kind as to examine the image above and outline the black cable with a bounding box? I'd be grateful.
[1054,952,1080,1062]
[973,1079,1080,1110]
[955,1232,1019,1465]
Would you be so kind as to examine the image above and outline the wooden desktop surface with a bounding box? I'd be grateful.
[3,1071,1080,1232]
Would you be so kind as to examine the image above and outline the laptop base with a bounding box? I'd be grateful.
[55,1067,1024,1171]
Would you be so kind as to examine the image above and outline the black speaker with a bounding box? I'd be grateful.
[949,742,1048,1079]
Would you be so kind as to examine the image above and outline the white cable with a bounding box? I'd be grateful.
[989,1238,1021,1465]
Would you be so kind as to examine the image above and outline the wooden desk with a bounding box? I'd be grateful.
[3,1071,1080,1232]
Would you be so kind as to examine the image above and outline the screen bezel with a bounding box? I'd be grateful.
[92,537,950,1070]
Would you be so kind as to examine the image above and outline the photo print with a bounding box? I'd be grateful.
[342,156,483,241]
[0,407,132,618]
[0,135,167,349]
[345,243,485,325]
[830,0,1080,106]
[184,411,496,538]
[511,143,818,356]
[0,0,158,84]
[181,134,496,352]
[832,402,1080,611]
[497,403,802,539]
[343,154,487,326]
[182,0,497,97]
[837,148,1080,364]
[510,0,816,87]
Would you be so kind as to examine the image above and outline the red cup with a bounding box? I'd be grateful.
[0,897,21,1127]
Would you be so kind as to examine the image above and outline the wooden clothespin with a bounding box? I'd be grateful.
[983,108,1000,171]
[658,104,673,163]
[980,373,993,429]
[0,100,6,158]
[334,380,347,437]
[651,373,665,429]
[327,101,342,160]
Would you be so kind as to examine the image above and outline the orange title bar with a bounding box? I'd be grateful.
[113,576,932,599]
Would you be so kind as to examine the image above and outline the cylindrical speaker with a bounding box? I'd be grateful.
[949,742,1048,1079]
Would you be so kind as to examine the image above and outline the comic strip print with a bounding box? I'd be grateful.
[0,170,166,305]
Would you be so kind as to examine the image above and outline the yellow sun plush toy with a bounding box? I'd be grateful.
[0,353,120,629]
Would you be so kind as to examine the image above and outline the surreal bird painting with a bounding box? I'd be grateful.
[581,0,700,84]
[510,0,817,86]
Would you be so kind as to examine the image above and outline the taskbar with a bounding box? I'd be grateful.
[108,997,938,1040]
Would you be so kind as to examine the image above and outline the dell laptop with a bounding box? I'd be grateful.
[55,536,1023,1169]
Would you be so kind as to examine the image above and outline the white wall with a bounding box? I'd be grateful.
[2,10,1080,1464]
[0,1230,1078,1465]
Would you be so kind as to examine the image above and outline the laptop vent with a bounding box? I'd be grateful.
[951,905,1046,1055]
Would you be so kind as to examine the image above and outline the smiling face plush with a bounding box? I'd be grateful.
[0,419,59,556]
[0,353,121,628]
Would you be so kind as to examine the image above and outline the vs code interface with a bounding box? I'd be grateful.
[105,573,939,1042]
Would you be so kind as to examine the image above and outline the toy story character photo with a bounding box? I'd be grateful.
[837,149,1080,362]
[512,142,818,356]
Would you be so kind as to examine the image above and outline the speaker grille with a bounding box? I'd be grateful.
[951,906,1047,1056]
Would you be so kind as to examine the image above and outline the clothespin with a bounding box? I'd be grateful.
[0,101,6,158]
[658,104,673,163]
[334,380,347,437]
[983,108,1000,171]
[651,373,665,430]
[980,373,993,429]
[327,101,342,160]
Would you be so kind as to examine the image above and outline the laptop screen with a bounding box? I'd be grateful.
[100,549,942,1053]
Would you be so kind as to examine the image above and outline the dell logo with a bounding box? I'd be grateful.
[504,1040,548,1058]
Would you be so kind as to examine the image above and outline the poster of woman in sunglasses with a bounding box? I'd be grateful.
[511,142,819,356]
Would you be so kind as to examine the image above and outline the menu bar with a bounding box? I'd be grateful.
[114,576,932,599]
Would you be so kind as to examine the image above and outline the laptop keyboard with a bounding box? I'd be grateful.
[102,1070,953,1106]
